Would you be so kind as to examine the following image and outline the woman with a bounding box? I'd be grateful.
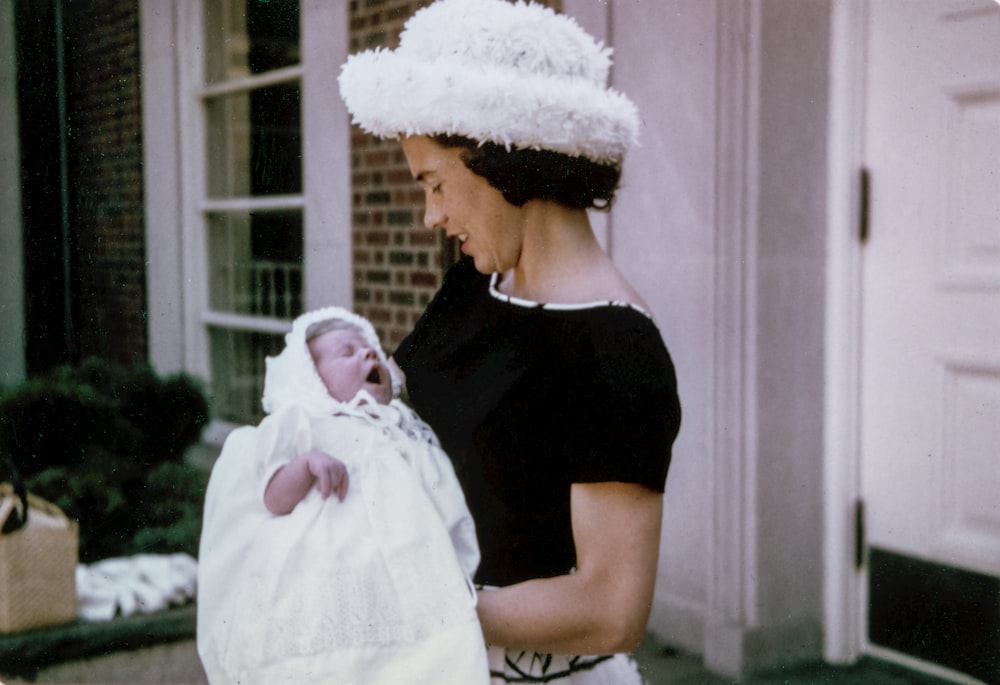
[339,0,682,682]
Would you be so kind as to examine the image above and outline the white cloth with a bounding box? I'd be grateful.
[198,407,487,685]
[197,308,487,685]
[76,553,198,621]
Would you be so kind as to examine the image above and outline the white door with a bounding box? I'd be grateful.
[860,0,1000,682]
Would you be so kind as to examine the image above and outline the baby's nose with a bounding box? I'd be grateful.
[362,347,378,360]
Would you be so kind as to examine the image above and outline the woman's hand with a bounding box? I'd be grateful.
[264,449,350,516]
[476,480,663,655]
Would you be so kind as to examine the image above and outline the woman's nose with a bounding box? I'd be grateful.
[423,200,444,230]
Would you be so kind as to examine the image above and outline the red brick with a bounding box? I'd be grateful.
[364,150,391,167]
[368,308,392,323]
[386,169,414,184]
[410,272,438,287]
[366,231,390,246]
[409,231,438,247]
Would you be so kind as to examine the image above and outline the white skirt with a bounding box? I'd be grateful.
[487,647,645,685]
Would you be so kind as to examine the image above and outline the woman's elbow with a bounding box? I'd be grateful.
[605,608,651,653]
[583,596,651,653]
[621,627,650,654]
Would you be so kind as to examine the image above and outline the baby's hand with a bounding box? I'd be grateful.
[304,449,350,502]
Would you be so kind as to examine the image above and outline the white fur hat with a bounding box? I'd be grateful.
[338,0,639,164]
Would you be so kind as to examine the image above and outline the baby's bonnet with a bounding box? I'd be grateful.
[261,306,435,445]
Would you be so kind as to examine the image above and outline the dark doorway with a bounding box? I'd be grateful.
[869,548,1000,685]
[15,0,74,374]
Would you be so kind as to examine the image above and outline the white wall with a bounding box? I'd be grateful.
[140,0,185,375]
[563,0,832,677]
[609,0,719,655]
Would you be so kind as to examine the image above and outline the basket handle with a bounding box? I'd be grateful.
[2,455,29,534]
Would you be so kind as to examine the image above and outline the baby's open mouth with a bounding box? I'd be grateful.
[366,368,381,384]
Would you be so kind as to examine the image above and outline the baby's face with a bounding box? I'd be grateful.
[308,329,393,405]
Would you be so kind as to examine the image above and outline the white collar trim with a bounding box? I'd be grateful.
[488,272,653,319]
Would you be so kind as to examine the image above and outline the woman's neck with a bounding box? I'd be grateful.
[498,203,633,305]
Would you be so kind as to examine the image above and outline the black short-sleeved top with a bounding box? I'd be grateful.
[394,258,682,587]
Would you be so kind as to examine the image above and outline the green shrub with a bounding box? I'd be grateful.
[0,358,210,563]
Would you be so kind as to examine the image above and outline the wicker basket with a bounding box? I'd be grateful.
[0,482,78,633]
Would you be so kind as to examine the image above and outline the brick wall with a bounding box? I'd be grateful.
[64,0,147,366]
[347,0,445,351]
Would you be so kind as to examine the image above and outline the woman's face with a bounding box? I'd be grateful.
[308,328,392,405]
[401,135,523,274]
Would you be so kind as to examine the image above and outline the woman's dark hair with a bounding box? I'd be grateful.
[432,135,622,211]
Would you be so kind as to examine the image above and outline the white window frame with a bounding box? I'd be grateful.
[140,0,352,443]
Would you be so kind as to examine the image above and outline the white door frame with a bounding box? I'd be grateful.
[822,0,867,666]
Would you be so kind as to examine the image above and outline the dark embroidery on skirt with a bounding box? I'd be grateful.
[492,651,614,683]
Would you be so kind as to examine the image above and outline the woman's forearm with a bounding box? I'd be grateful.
[477,568,652,655]
[477,481,662,655]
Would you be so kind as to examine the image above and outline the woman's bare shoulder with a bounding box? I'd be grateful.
[588,260,651,310]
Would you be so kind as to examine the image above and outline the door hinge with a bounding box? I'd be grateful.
[858,167,871,245]
[854,498,866,570]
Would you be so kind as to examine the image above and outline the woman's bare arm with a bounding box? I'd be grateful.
[475,480,663,655]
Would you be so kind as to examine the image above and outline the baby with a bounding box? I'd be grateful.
[260,315,393,516]
[196,307,488,685]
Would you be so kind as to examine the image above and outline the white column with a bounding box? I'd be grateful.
[140,0,186,374]
[301,0,352,310]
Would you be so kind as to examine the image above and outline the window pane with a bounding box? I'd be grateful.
[208,211,304,318]
[209,327,285,424]
[201,0,304,430]
[205,0,300,83]
[247,0,300,73]
[206,84,302,197]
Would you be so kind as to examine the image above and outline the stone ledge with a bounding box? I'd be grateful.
[0,604,196,680]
